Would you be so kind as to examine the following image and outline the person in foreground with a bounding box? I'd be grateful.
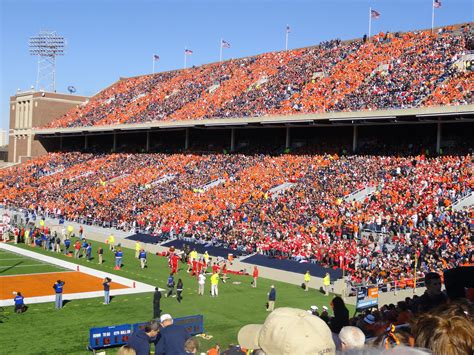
[155,313,190,354]
[127,320,159,355]
[238,307,336,355]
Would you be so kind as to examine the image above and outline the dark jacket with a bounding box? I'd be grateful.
[153,290,162,305]
[268,288,276,301]
[155,324,190,355]
[127,329,152,355]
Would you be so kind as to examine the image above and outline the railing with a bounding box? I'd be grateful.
[346,277,426,297]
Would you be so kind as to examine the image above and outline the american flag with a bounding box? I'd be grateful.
[184,49,193,55]
[286,25,291,33]
[433,0,442,8]
[371,9,381,19]
[153,54,160,61]
[221,40,231,48]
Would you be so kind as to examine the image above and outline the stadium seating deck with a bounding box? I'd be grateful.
[42,25,473,129]
[1,152,471,286]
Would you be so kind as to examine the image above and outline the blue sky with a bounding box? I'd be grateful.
[1,0,472,132]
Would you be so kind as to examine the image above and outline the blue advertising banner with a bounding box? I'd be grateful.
[88,324,132,350]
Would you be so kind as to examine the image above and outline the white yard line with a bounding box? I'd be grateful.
[0,243,157,307]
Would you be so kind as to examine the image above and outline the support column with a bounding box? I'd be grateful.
[15,102,19,129]
[113,133,117,152]
[146,131,150,152]
[352,126,358,153]
[285,127,291,149]
[13,135,17,163]
[84,135,88,150]
[59,136,63,150]
[436,121,442,154]
[27,134,32,157]
[185,128,189,150]
[230,128,235,152]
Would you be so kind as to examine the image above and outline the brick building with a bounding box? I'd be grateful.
[8,90,88,163]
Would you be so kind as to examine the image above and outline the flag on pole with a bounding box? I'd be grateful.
[153,54,160,61]
[433,0,442,8]
[184,49,193,55]
[221,39,231,48]
[371,9,381,19]
[286,25,291,33]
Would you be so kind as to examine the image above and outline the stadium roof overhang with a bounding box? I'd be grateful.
[32,104,474,138]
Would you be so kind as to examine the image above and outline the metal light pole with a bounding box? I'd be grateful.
[29,31,66,92]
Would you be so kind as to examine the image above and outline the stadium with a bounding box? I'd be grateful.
[0,1,473,354]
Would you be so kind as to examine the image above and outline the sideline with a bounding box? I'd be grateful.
[0,243,158,307]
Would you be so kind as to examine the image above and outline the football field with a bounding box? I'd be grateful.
[0,248,66,276]
[0,238,354,354]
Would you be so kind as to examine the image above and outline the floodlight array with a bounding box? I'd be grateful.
[29,32,65,57]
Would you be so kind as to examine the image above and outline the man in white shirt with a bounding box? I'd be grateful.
[198,272,206,296]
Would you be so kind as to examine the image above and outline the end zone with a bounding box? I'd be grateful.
[0,243,157,307]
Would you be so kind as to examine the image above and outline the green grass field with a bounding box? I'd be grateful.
[0,237,354,354]
[0,249,66,275]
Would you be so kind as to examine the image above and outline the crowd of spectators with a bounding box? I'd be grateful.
[42,25,472,129]
[233,268,473,354]
[1,151,471,287]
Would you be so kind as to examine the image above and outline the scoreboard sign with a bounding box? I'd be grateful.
[175,314,204,335]
[356,287,379,311]
[133,315,204,335]
[89,315,204,351]
[89,324,132,349]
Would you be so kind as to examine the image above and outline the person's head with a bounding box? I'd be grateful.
[363,314,376,326]
[144,320,160,337]
[160,314,173,327]
[339,326,365,350]
[271,285,275,289]
[238,307,336,354]
[373,324,414,349]
[184,337,200,354]
[412,313,474,355]
[424,272,442,297]
[16,292,22,296]
[117,345,137,355]
[331,296,348,316]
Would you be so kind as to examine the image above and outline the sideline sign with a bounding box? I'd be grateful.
[356,287,379,311]
[89,315,204,350]
[89,323,132,350]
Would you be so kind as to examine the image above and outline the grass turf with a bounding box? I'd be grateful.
[0,249,66,275]
[0,237,353,354]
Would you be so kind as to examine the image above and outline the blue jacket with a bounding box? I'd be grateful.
[53,282,65,294]
[14,295,24,306]
[127,329,152,355]
[268,288,276,301]
[155,324,190,355]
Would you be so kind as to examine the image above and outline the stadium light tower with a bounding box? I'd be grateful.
[29,31,66,92]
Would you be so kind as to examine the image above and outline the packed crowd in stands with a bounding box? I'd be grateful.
[232,269,473,354]
[43,25,472,129]
[1,151,472,289]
